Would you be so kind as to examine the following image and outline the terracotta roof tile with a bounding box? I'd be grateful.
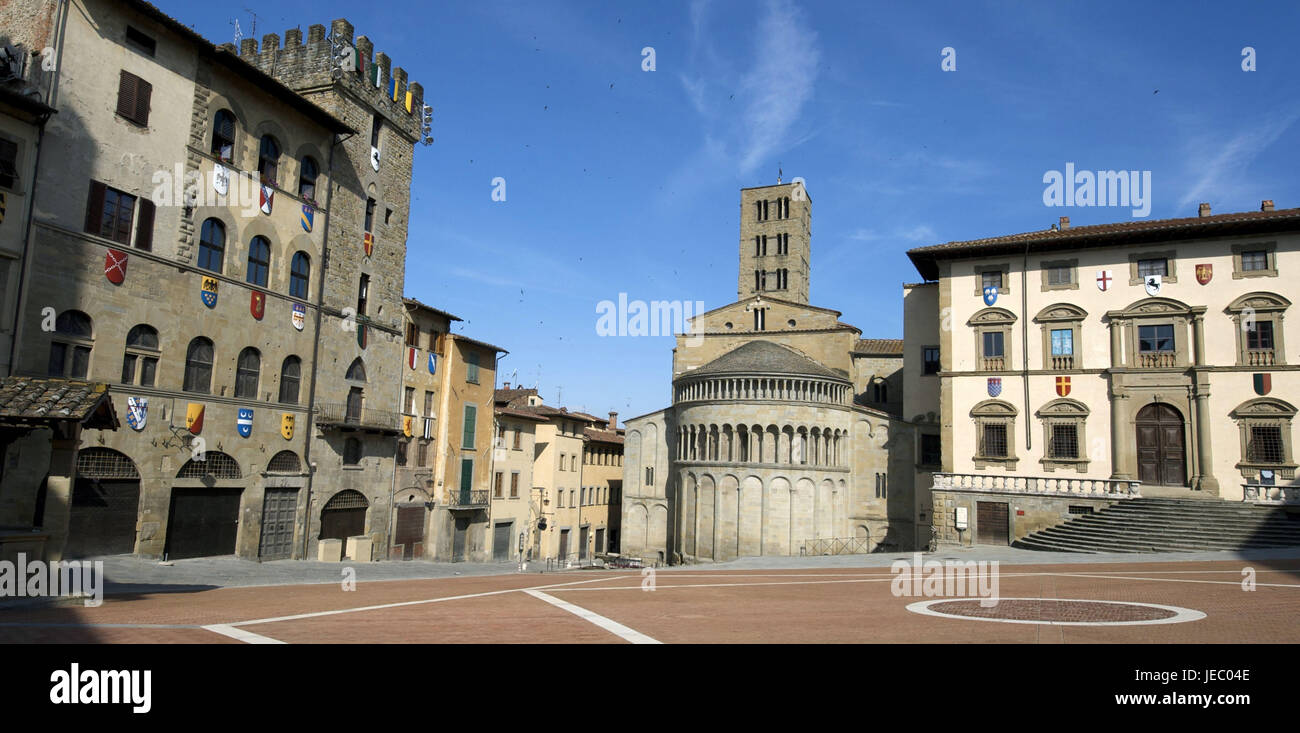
[853,338,903,355]
[907,206,1300,280]
[0,377,119,428]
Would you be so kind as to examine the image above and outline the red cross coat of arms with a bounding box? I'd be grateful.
[1055,376,1071,397]
[105,249,128,284]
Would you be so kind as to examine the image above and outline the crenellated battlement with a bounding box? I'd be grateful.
[233,18,424,143]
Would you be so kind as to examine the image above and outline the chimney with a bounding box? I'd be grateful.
[1198,202,1211,218]
[503,382,510,389]
[1058,216,1070,230]
[608,411,618,430]
[1262,200,1275,212]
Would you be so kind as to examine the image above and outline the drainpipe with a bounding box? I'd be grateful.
[300,131,346,560]
[8,0,68,376]
[1022,241,1031,451]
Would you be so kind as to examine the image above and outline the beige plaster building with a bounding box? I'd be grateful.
[905,204,1300,547]
[491,385,544,561]
[622,182,918,564]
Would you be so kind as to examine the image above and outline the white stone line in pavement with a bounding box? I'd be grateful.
[226,575,628,628]
[201,623,287,644]
[523,590,661,644]
[1052,572,1300,588]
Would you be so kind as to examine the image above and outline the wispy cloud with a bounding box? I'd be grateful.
[676,0,821,177]
[848,224,937,243]
[1178,109,1300,210]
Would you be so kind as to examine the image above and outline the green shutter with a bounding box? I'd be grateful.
[460,458,473,493]
[462,404,476,448]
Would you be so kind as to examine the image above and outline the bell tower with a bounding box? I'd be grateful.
[738,181,811,303]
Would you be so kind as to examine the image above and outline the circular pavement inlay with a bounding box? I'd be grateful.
[905,598,1206,626]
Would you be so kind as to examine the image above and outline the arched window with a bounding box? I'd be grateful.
[183,337,214,393]
[346,357,366,382]
[343,437,362,466]
[299,156,318,202]
[176,451,241,479]
[267,450,301,473]
[48,310,93,378]
[246,236,270,287]
[235,347,260,399]
[198,218,225,273]
[258,135,280,184]
[121,324,159,387]
[279,356,301,404]
[211,109,235,162]
[289,251,310,299]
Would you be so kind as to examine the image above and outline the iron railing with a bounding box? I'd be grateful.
[315,402,402,432]
[801,537,872,556]
[447,489,489,508]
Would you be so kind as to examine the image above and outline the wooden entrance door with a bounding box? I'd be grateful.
[394,506,425,559]
[165,488,242,560]
[976,501,1008,545]
[258,488,298,561]
[1136,403,1186,486]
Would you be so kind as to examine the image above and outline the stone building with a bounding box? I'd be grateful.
[622,182,918,564]
[904,204,1300,547]
[0,1,429,562]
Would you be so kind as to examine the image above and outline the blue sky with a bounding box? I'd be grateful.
[159,0,1300,423]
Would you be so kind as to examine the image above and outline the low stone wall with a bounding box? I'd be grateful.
[932,489,1121,547]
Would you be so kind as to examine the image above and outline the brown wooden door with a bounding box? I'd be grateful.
[976,501,1008,545]
[1135,404,1186,486]
[258,488,298,561]
[394,506,425,559]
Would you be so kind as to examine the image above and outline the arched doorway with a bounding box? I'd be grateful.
[1135,403,1186,486]
[320,490,368,557]
[67,448,141,558]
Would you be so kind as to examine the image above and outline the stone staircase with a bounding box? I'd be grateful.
[1014,497,1300,553]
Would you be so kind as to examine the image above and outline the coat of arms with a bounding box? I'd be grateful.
[237,408,253,438]
[250,291,265,320]
[280,413,295,440]
[408,347,417,370]
[105,249,128,285]
[186,403,205,435]
[428,353,437,374]
[982,286,998,306]
[1254,373,1272,396]
[363,231,374,257]
[126,396,147,431]
[1096,269,1113,292]
[292,303,306,331]
[1055,376,1071,397]
[987,377,1002,397]
[200,276,219,308]
[212,164,230,196]
[259,185,274,215]
[1144,274,1162,296]
[301,204,314,233]
[1195,263,1213,285]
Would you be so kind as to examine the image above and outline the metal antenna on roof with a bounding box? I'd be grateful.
[242,6,260,37]
[230,18,243,45]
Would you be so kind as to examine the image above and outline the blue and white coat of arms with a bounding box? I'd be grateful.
[126,396,147,431]
[987,378,1002,397]
[982,286,999,306]
[237,408,254,438]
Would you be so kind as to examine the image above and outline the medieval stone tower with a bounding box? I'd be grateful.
[237,19,426,552]
[737,181,811,304]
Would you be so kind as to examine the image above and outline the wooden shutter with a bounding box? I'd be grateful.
[116,71,151,125]
[134,197,155,251]
[463,405,476,447]
[83,180,106,234]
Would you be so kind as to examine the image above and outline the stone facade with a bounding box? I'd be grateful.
[623,183,917,563]
[0,1,434,562]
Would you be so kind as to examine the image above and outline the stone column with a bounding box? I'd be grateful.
[1109,389,1131,480]
[1193,384,1219,494]
[41,432,80,562]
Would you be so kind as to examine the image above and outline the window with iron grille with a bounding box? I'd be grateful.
[266,451,300,473]
[1137,258,1167,278]
[1049,424,1079,459]
[1247,426,1285,464]
[115,70,152,126]
[981,424,1008,458]
[1241,250,1269,271]
[76,448,140,479]
[176,452,241,479]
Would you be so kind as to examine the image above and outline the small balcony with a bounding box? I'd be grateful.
[315,402,402,434]
[446,489,489,509]
[1049,355,1074,370]
[980,356,1005,371]
[1246,349,1276,367]
[1137,351,1177,368]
